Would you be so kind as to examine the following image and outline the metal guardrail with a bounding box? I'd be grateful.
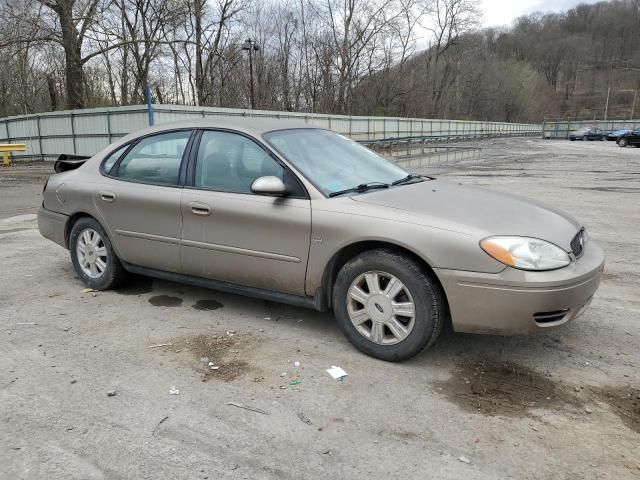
[0,104,541,160]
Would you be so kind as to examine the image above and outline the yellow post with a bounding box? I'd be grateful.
[0,144,26,166]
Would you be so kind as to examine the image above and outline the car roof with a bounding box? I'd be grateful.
[122,118,319,141]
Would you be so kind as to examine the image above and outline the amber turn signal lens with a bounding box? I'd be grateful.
[480,239,516,267]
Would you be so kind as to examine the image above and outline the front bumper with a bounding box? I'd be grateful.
[38,204,69,249]
[434,241,605,334]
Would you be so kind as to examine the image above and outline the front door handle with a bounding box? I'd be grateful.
[188,201,211,216]
[100,191,116,202]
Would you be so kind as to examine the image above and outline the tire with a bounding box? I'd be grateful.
[618,138,628,147]
[332,249,446,361]
[582,136,587,141]
[569,138,575,141]
[69,216,126,290]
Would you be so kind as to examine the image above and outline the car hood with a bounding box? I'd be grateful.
[350,180,581,251]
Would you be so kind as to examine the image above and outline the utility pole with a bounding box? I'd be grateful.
[631,89,638,120]
[604,85,611,121]
[242,38,260,109]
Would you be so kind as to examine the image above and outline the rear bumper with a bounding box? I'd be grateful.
[38,205,68,249]
[435,241,605,335]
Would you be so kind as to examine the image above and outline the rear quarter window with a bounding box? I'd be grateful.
[101,144,129,175]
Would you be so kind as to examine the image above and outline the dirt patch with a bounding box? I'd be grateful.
[435,360,640,433]
[381,430,419,442]
[116,275,154,295]
[601,271,640,284]
[172,334,251,382]
[192,299,224,311]
[433,360,583,417]
[594,386,640,434]
[0,227,34,234]
[149,295,183,307]
[575,186,640,193]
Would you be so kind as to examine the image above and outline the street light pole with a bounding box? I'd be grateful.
[242,38,260,109]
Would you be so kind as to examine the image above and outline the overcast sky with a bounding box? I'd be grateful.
[480,0,604,27]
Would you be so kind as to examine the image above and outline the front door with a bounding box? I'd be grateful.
[95,130,193,273]
[180,130,311,295]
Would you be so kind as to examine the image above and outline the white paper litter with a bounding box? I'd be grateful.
[326,366,348,380]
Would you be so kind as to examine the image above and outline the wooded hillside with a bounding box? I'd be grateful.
[0,0,638,123]
[358,0,640,122]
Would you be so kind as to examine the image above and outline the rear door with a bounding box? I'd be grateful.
[180,130,311,295]
[95,129,194,273]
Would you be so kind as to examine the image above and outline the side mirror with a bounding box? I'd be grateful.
[250,176,287,196]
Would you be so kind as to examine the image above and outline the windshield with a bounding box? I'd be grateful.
[263,129,409,196]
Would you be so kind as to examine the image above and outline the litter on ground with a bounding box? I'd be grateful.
[326,366,348,380]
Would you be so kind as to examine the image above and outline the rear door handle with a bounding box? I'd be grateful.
[188,201,211,216]
[100,191,116,202]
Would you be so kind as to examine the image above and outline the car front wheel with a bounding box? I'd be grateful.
[69,217,126,290]
[332,249,446,361]
[619,138,628,147]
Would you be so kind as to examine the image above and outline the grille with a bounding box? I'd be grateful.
[570,229,585,257]
[534,309,570,324]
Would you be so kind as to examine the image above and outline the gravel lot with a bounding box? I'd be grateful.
[1,137,639,479]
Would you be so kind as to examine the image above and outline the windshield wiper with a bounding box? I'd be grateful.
[391,173,426,186]
[328,182,390,197]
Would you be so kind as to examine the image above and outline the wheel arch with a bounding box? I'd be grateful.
[319,240,449,313]
[65,212,95,248]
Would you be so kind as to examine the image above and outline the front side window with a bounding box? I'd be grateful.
[195,131,284,193]
[264,129,408,196]
[116,130,191,185]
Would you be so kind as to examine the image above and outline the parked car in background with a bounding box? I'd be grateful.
[38,120,605,361]
[568,127,604,141]
[616,129,640,147]
[606,129,631,141]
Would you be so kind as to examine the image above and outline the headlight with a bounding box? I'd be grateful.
[480,236,571,271]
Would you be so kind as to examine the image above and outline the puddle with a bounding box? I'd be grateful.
[149,295,183,307]
[434,360,640,433]
[117,275,154,295]
[192,299,224,311]
[172,334,251,382]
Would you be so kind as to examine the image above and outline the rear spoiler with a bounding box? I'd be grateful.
[54,153,92,173]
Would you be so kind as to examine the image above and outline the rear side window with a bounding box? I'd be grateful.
[102,144,129,174]
[115,131,192,185]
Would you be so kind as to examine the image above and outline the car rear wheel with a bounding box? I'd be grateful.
[332,249,446,361]
[69,217,126,290]
[619,138,628,147]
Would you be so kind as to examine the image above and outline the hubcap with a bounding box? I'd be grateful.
[76,228,107,278]
[346,271,416,345]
